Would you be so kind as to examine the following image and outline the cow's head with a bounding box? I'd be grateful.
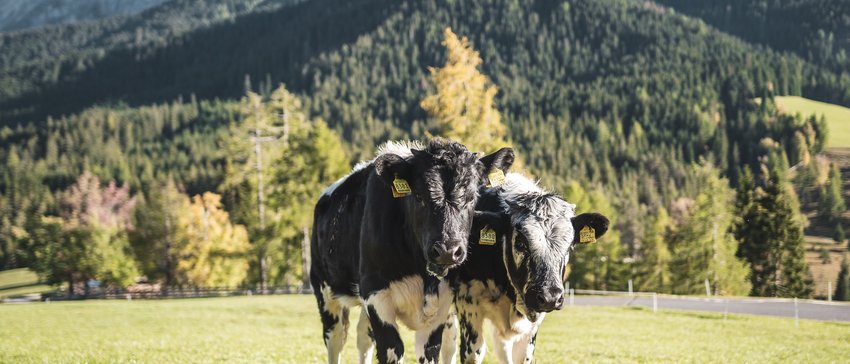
[374,139,514,278]
[478,175,608,320]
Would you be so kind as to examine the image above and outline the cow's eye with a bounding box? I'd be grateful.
[514,233,528,252]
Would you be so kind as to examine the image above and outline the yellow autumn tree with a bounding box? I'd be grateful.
[421,27,510,154]
[174,192,250,287]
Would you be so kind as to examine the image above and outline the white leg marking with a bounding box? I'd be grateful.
[357,310,374,364]
[441,313,458,364]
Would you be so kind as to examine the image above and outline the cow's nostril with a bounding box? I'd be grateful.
[555,295,565,308]
[452,247,464,260]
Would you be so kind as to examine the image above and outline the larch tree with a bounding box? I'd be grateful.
[421,27,511,155]
[173,192,250,288]
[670,163,751,296]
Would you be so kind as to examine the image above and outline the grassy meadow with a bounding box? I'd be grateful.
[1,295,848,363]
[0,268,56,299]
[774,96,850,149]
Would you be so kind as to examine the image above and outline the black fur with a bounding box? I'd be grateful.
[311,139,515,364]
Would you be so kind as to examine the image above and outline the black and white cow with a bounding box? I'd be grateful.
[310,139,515,364]
[444,173,609,364]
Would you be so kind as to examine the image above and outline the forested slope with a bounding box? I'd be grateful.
[0,0,842,295]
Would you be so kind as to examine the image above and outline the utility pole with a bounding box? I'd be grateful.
[250,100,287,294]
[302,226,311,293]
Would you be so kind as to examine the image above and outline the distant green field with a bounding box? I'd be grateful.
[775,96,850,149]
[0,268,55,299]
[1,295,848,363]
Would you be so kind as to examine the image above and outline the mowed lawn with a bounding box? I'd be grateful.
[1,295,849,363]
[775,96,850,149]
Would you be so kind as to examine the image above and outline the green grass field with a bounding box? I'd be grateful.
[0,268,56,299]
[1,295,848,363]
[775,96,850,149]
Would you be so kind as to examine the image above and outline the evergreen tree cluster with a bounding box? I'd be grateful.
[0,0,842,295]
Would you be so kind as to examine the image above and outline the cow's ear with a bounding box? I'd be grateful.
[374,153,413,186]
[571,212,610,244]
[475,210,511,234]
[479,147,515,173]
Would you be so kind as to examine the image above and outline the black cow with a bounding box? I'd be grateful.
[311,139,515,364]
[444,173,609,364]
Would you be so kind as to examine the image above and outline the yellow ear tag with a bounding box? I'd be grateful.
[487,169,506,187]
[579,226,596,244]
[391,174,411,198]
[479,226,497,245]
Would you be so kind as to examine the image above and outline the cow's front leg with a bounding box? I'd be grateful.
[490,329,513,364]
[422,274,441,320]
[415,322,446,364]
[457,307,486,364]
[440,313,458,364]
[366,303,404,364]
[356,309,375,364]
[511,325,539,364]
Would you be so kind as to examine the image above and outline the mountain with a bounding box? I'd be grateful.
[656,0,850,84]
[0,0,168,32]
[0,0,838,291]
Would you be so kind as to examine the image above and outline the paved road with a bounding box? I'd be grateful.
[571,295,850,322]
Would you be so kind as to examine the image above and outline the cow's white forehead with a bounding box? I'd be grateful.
[500,173,576,219]
[375,140,424,159]
[500,173,577,254]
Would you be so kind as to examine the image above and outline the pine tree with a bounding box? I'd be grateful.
[736,165,813,297]
[835,254,850,301]
[421,27,510,154]
[820,163,845,225]
[834,223,846,244]
[636,207,672,292]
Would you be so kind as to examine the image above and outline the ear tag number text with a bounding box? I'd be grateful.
[392,175,412,198]
[579,226,596,244]
[487,169,506,187]
[479,226,497,245]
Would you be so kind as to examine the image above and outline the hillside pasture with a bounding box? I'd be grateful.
[1,295,848,363]
[0,268,55,299]
[774,96,850,149]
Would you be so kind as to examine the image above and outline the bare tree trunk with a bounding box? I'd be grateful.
[255,105,269,294]
[302,226,311,292]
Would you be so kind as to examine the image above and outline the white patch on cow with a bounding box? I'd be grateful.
[356,311,374,364]
[386,348,402,363]
[456,279,542,363]
[365,275,454,331]
[376,140,424,158]
[441,314,458,364]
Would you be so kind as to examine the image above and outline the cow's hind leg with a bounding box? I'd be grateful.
[356,308,375,364]
[315,285,351,364]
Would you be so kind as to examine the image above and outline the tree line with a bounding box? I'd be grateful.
[1,0,849,298]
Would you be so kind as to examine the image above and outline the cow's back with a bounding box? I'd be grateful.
[311,165,372,297]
